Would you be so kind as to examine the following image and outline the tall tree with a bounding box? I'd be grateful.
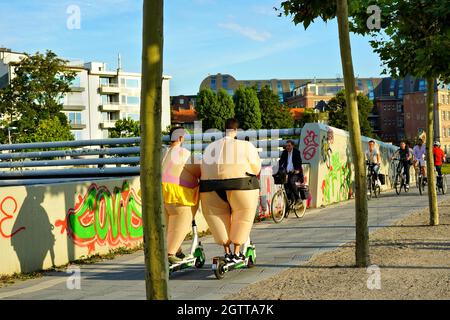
[109,118,140,138]
[327,90,374,137]
[20,117,74,143]
[0,50,76,143]
[352,0,450,225]
[258,85,295,129]
[195,88,234,131]
[279,0,370,266]
[140,0,168,299]
[234,86,262,130]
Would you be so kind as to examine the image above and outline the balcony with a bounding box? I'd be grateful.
[70,86,85,93]
[70,123,87,130]
[63,104,86,111]
[99,83,120,94]
[100,120,117,129]
[100,102,121,112]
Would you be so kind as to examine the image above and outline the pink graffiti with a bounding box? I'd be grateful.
[303,130,319,161]
[0,196,26,238]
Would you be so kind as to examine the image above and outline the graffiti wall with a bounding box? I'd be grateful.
[300,123,400,208]
[0,178,209,275]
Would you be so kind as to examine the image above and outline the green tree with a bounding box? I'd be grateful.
[109,118,140,138]
[195,88,234,131]
[234,86,262,130]
[140,0,168,299]
[279,0,370,266]
[0,50,76,142]
[352,0,450,226]
[258,85,294,128]
[21,117,74,143]
[327,91,374,137]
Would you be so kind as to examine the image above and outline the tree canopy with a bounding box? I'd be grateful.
[0,50,76,143]
[233,86,262,130]
[109,118,140,138]
[258,85,294,129]
[195,88,234,131]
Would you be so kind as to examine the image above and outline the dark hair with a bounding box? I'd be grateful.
[225,118,239,130]
[286,140,295,147]
[169,126,185,142]
[369,140,375,144]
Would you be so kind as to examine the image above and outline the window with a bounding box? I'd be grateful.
[222,75,228,89]
[100,78,109,86]
[71,130,83,140]
[101,95,109,104]
[126,79,139,88]
[278,93,284,102]
[443,128,446,138]
[71,75,81,87]
[447,128,450,137]
[126,96,140,105]
[244,81,251,87]
[443,111,446,121]
[390,79,397,96]
[277,81,283,94]
[210,76,217,91]
[125,113,140,121]
[68,112,82,125]
[289,80,295,92]
[398,80,404,98]
[419,79,426,91]
[256,81,261,91]
[367,80,374,100]
[397,104,403,112]
[179,98,185,104]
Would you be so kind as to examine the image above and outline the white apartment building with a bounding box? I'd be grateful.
[0,48,171,140]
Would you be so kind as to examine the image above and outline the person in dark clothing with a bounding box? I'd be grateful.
[391,141,413,189]
[278,140,304,204]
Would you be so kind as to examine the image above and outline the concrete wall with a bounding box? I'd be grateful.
[299,123,400,208]
[0,177,209,275]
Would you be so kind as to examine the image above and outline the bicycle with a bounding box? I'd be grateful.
[414,160,427,195]
[392,158,410,195]
[271,171,307,223]
[436,170,447,195]
[366,161,381,200]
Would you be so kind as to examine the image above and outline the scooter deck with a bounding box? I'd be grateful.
[169,257,197,273]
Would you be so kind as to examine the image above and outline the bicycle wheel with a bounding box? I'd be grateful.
[293,200,307,218]
[374,183,381,198]
[394,174,402,195]
[441,176,447,194]
[271,189,287,223]
[366,176,372,200]
[418,176,423,195]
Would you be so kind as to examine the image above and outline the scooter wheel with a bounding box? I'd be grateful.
[247,255,255,268]
[214,260,226,280]
[195,250,206,268]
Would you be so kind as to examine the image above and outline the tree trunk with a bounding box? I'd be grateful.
[426,78,439,225]
[336,0,370,267]
[140,0,168,299]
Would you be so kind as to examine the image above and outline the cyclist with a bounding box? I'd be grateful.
[365,140,381,187]
[391,141,413,190]
[278,140,304,206]
[433,141,446,186]
[413,138,427,185]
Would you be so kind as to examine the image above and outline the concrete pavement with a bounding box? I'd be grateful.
[0,188,448,300]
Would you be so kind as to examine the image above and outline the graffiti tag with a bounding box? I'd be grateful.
[55,181,142,253]
[302,130,319,161]
[0,196,26,238]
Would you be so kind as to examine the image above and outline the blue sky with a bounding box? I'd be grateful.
[0,0,384,95]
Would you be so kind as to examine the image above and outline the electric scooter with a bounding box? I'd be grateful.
[169,220,206,274]
[212,238,256,279]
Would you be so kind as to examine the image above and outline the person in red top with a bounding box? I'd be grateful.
[433,141,446,185]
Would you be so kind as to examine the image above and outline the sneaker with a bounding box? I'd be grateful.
[176,251,186,259]
[405,184,409,190]
[168,255,183,265]
[224,253,233,263]
[231,253,245,264]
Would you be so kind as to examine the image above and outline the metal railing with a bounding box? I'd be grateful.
[0,128,301,186]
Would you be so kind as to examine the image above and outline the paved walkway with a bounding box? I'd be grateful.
[1,188,449,300]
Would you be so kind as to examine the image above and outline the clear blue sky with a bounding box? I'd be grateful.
[0,0,384,96]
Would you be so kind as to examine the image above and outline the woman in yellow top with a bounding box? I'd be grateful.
[162,127,201,265]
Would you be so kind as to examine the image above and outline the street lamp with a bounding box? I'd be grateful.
[7,127,17,145]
